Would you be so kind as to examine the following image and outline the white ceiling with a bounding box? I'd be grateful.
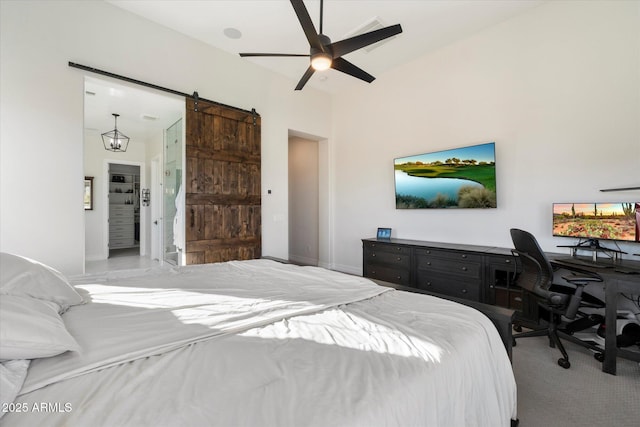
[84,77,184,145]
[107,0,545,93]
[87,1,545,142]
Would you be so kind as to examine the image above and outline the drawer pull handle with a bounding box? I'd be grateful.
[426,282,432,286]
[461,289,468,294]
[372,253,376,257]
[427,262,431,266]
[514,297,522,302]
[396,247,402,251]
[396,276,401,280]
[396,257,402,261]
[461,267,468,271]
[462,254,467,259]
[505,259,511,264]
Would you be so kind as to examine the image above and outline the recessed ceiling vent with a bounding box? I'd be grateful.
[343,17,395,53]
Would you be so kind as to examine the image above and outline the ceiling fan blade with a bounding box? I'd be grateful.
[331,57,375,83]
[290,0,323,51]
[240,53,309,58]
[295,66,316,91]
[330,24,403,58]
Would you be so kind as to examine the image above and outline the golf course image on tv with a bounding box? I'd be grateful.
[394,142,497,209]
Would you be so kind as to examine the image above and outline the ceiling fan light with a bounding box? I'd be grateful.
[311,52,332,71]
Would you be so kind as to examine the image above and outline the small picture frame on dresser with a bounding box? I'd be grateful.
[377,227,392,240]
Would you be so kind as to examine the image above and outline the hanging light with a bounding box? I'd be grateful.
[101,113,130,152]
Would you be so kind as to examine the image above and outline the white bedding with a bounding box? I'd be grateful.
[1,259,517,426]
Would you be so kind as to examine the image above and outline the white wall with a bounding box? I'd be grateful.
[2,1,638,276]
[331,0,640,274]
[0,0,331,275]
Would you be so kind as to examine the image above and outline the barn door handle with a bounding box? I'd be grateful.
[190,208,195,227]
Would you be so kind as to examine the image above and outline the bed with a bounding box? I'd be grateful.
[0,252,517,426]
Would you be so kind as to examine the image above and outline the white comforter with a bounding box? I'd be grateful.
[2,260,517,426]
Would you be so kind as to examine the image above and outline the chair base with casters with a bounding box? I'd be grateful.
[512,307,605,368]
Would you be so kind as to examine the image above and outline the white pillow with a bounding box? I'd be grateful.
[0,359,30,419]
[0,252,83,313]
[0,295,80,360]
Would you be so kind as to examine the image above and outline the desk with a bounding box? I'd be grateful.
[550,255,640,375]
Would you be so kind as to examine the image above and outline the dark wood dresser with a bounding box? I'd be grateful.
[362,238,530,317]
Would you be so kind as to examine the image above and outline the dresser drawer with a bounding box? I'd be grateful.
[486,254,517,267]
[110,206,134,218]
[364,249,411,269]
[364,263,410,286]
[415,248,483,263]
[110,217,134,226]
[110,204,134,211]
[110,224,133,234]
[109,231,133,241]
[110,238,135,248]
[363,241,411,255]
[415,256,482,280]
[415,272,481,301]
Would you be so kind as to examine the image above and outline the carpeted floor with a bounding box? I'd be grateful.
[512,334,640,427]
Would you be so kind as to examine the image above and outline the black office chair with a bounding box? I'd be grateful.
[510,228,605,368]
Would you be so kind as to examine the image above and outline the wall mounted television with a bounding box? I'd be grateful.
[394,142,497,209]
[552,202,640,243]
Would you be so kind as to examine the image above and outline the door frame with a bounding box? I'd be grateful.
[150,154,162,262]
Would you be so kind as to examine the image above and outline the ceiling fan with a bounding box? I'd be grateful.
[239,0,403,90]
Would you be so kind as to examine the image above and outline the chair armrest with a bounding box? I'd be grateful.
[561,275,602,284]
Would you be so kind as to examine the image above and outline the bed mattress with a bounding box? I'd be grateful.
[1,259,517,426]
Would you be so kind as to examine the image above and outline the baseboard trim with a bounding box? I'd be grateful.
[288,254,319,266]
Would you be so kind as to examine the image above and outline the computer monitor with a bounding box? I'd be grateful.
[552,202,639,244]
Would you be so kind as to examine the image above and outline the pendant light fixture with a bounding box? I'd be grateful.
[101,113,130,152]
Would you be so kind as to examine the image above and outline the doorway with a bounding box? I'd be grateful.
[83,77,184,272]
[288,136,319,265]
[106,162,142,258]
[288,130,330,268]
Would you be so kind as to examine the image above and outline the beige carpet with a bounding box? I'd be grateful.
[512,334,640,427]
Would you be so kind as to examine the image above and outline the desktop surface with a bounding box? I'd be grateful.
[552,255,640,275]
[553,256,613,269]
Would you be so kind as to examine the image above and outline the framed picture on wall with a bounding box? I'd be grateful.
[377,227,392,240]
[84,177,94,210]
[394,142,497,209]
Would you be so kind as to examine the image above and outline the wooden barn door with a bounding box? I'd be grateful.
[185,98,261,264]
